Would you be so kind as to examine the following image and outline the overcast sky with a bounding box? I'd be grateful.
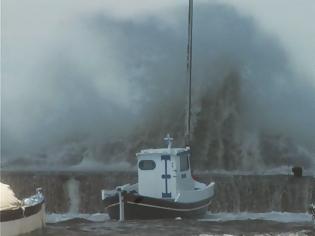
[3,0,315,82]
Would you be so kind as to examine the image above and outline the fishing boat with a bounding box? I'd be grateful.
[101,0,215,220]
[102,135,215,220]
[0,182,45,236]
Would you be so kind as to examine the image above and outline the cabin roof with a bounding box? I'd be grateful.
[136,147,190,158]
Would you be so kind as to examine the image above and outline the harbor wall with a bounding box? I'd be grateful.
[1,171,314,213]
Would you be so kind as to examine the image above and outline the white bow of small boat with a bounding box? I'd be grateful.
[0,184,46,236]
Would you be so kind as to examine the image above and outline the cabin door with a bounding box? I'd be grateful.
[160,155,175,199]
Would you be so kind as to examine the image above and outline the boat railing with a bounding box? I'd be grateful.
[101,183,139,200]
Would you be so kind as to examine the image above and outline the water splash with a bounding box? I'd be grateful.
[66,177,80,213]
[46,213,109,224]
[2,1,315,172]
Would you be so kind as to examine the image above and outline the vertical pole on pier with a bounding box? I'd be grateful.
[311,204,315,227]
[118,190,125,221]
[185,0,193,147]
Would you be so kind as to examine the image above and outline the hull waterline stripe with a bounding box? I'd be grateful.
[106,200,211,212]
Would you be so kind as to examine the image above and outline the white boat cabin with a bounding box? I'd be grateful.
[136,135,195,201]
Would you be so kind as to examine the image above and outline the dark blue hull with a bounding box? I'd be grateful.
[103,192,212,220]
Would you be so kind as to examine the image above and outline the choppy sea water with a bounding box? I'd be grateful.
[29,212,315,236]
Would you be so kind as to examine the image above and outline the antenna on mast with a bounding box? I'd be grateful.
[185,0,193,147]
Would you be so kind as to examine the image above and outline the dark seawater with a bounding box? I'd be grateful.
[30,213,315,236]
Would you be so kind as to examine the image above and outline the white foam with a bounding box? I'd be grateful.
[46,213,109,224]
[47,212,312,224]
[201,212,313,223]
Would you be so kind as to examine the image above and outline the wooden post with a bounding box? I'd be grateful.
[118,190,125,221]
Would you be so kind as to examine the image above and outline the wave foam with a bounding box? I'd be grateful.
[201,212,312,223]
[47,211,312,224]
[46,213,109,224]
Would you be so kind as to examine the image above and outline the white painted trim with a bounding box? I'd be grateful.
[106,199,211,212]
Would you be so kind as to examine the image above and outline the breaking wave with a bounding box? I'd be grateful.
[2,1,315,172]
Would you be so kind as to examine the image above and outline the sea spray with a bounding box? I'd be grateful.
[66,177,80,213]
[2,1,315,172]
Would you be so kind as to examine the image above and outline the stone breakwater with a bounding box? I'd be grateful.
[0,171,314,213]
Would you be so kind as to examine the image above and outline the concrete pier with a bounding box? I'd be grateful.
[1,171,314,213]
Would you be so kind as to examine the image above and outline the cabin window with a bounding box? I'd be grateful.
[139,160,156,170]
[180,155,190,171]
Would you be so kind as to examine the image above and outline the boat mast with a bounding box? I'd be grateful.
[185,0,193,147]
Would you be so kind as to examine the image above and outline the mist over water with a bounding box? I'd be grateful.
[2,1,315,171]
